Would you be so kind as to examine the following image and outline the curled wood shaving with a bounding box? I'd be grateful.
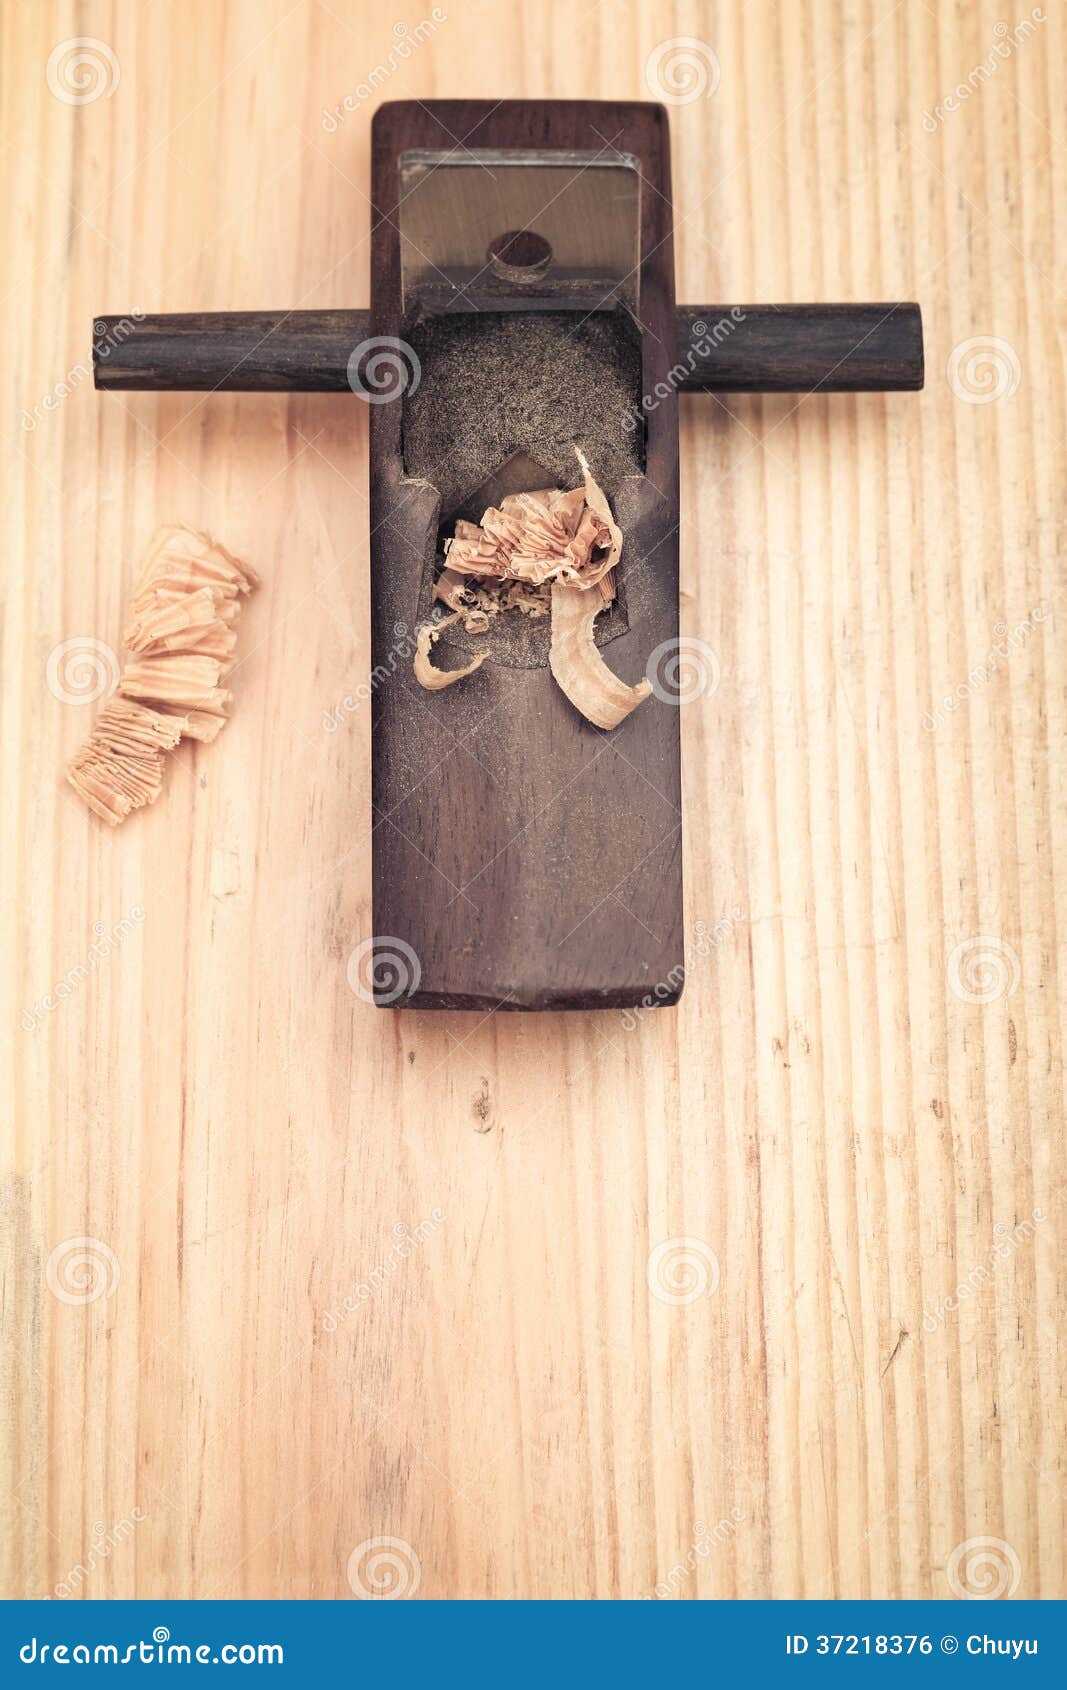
[574,445,622,580]
[504,580,552,618]
[413,611,488,691]
[66,525,257,825]
[433,566,473,615]
[127,526,259,617]
[434,567,502,628]
[417,446,649,729]
[119,656,231,714]
[433,568,551,626]
[549,581,652,730]
[66,698,182,825]
[443,478,616,590]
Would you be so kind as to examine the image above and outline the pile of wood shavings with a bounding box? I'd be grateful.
[67,526,258,825]
[415,447,652,731]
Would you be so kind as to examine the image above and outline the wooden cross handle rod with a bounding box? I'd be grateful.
[92,303,923,394]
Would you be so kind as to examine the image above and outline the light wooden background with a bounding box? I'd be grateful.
[2,0,1064,1601]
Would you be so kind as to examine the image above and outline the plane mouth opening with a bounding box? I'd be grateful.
[412,449,632,672]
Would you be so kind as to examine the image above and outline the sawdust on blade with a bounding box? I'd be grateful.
[66,525,258,824]
[413,447,649,728]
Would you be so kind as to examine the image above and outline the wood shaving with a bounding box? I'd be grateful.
[574,445,622,580]
[416,446,649,729]
[66,525,258,824]
[413,611,488,691]
[504,580,552,619]
[548,581,652,730]
[433,567,551,627]
[66,698,182,825]
[443,474,616,590]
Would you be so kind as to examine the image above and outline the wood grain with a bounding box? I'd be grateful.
[2,0,1064,1600]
